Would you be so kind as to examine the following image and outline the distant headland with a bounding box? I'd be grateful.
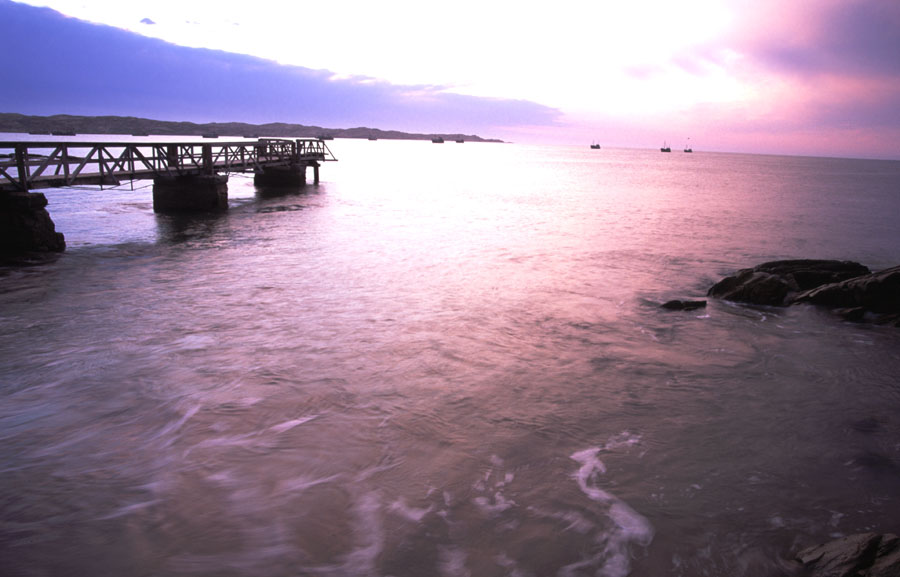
[0,113,504,143]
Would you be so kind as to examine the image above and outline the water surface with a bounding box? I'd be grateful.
[2,139,900,576]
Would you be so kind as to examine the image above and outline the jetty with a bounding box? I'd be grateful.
[0,137,336,254]
[1,137,335,208]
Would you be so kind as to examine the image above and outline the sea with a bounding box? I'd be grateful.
[2,135,899,577]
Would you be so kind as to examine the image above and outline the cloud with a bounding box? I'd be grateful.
[742,3,900,142]
[0,0,560,135]
[140,17,155,25]
[627,0,900,157]
[826,2,900,77]
[3,0,898,158]
[739,0,900,77]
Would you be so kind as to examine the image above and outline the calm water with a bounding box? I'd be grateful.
[2,138,900,577]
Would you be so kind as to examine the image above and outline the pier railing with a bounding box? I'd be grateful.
[0,138,336,192]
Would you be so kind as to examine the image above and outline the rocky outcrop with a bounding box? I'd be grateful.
[707,260,871,306]
[793,265,900,324]
[795,533,900,577]
[0,192,66,254]
[708,260,900,326]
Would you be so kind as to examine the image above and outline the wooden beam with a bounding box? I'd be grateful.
[15,144,28,191]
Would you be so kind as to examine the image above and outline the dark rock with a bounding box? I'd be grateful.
[793,265,900,319]
[0,192,66,254]
[707,260,871,306]
[835,307,868,322]
[661,299,707,311]
[871,535,900,577]
[708,269,794,305]
[708,260,900,326]
[795,533,900,577]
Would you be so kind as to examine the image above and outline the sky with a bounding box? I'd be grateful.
[2,0,900,159]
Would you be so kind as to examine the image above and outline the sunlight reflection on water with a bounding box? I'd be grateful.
[2,141,900,576]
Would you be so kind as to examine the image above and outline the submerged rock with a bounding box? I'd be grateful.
[795,533,900,577]
[660,299,707,311]
[708,260,900,325]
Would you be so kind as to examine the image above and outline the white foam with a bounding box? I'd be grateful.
[438,546,471,577]
[474,492,516,515]
[494,553,529,577]
[571,447,611,501]
[527,506,595,534]
[269,414,318,433]
[149,403,200,445]
[96,499,161,520]
[568,434,655,577]
[183,431,256,456]
[388,497,433,523]
[310,491,384,576]
[206,469,236,485]
[174,334,217,350]
[338,492,383,575]
[608,500,654,546]
[472,454,517,516]
[277,473,341,494]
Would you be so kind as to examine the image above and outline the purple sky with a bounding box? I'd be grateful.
[0,1,559,133]
[2,0,899,159]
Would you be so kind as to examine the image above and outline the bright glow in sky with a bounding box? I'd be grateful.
[8,0,900,158]
[14,0,738,111]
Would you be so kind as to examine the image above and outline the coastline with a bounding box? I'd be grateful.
[0,112,504,143]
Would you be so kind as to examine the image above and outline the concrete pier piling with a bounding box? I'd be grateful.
[152,174,229,213]
[253,165,307,188]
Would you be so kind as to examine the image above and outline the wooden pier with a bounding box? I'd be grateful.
[0,138,336,194]
[0,138,337,254]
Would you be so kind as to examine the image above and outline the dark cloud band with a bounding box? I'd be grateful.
[0,0,559,133]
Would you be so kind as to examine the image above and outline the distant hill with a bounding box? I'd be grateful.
[0,113,503,143]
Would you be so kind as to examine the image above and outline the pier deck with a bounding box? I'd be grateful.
[0,138,336,192]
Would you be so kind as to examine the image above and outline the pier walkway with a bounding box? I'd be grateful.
[1,138,338,252]
[0,138,336,193]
